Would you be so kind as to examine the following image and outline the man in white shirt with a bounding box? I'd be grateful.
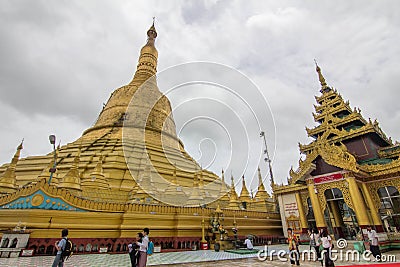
[367,226,381,261]
[244,236,253,250]
[137,227,149,267]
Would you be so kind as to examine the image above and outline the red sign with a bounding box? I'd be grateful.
[314,173,343,184]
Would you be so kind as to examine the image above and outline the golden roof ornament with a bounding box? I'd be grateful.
[147,17,157,39]
[59,148,82,191]
[0,140,23,193]
[227,174,240,209]
[218,169,230,202]
[93,155,104,174]
[82,155,110,190]
[215,204,223,214]
[186,171,203,206]
[314,59,330,93]
[129,18,159,85]
[239,175,251,202]
[255,167,270,199]
[220,169,226,193]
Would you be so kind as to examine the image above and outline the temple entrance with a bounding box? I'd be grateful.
[324,188,359,239]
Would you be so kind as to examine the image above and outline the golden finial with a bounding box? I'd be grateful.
[10,140,24,165]
[17,139,24,150]
[215,204,223,214]
[147,17,157,39]
[314,59,328,89]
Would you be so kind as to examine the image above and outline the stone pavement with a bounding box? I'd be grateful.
[0,244,398,267]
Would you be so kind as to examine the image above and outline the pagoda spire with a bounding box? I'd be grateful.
[82,20,177,141]
[0,141,23,194]
[172,166,178,185]
[139,159,155,195]
[162,165,187,205]
[255,167,270,199]
[199,168,206,198]
[131,19,158,84]
[164,165,178,193]
[218,169,230,203]
[81,155,110,190]
[59,148,82,191]
[239,175,251,203]
[228,174,240,210]
[314,60,331,93]
[220,169,227,194]
[186,171,203,206]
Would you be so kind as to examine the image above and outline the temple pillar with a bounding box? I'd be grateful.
[307,180,327,229]
[361,183,384,232]
[295,192,308,233]
[329,201,344,238]
[346,177,371,229]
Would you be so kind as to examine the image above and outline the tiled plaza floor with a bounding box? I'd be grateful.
[0,245,399,267]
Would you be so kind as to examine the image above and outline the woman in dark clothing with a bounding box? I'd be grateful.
[129,232,143,267]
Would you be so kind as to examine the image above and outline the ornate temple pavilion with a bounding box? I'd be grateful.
[0,23,280,255]
[275,64,400,247]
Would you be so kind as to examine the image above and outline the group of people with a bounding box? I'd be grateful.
[128,227,150,267]
[287,225,382,267]
[52,225,382,267]
[51,227,151,267]
[308,228,335,267]
[287,227,337,266]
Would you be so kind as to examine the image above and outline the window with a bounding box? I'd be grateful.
[378,186,400,232]
[1,238,9,248]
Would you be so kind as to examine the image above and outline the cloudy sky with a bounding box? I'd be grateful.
[1,0,399,195]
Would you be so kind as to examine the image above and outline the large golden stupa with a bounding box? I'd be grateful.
[0,22,281,254]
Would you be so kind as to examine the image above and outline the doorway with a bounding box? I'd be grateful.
[324,188,359,239]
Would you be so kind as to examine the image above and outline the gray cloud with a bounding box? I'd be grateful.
[1,0,399,195]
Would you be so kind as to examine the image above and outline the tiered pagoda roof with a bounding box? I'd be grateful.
[287,63,399,185]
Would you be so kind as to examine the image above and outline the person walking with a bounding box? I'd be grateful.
[309,228,322,265]
[52,229,68,267]
[321,229,334,267]
[137,228,149,267]
[287,228,300,266]
[367,226,381,261]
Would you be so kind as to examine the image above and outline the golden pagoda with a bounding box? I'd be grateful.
[0,22,281,254]
[249,167,275,211]
[275,63,400,246]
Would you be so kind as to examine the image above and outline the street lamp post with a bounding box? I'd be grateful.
[48,134,57,185]
[260,131,274,185]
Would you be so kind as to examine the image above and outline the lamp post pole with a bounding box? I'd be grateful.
[201,214,206,243]
[200,204,208,250]
[48,134,57,185]
[260,131,274,185]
